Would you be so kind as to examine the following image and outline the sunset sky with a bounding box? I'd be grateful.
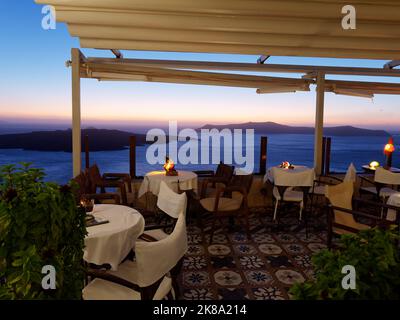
[1,1,399,131]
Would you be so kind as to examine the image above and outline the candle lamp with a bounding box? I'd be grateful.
[80,197,94,213]
[384,137,395,168]
[163,156,178,176]
[369,161,380,170]
[280,161,294,169]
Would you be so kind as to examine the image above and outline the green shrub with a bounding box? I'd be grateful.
[0,163,87,299]
[290,227,400,300]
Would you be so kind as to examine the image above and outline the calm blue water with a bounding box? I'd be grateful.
[0,134,399,184]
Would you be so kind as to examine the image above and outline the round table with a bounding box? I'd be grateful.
[362,165,378,174]
[138,170,198,198]
[264,165,314,185]
[362,165,400,174]
[84,204,145,271]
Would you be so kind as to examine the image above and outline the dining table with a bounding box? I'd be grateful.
[84,204,145,271]
[138,170,198,198]
[264,165,315,186]
[362,165,400,174]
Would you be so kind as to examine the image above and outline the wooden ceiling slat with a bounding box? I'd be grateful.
[36,0,400,21]
[68,24,400,51]
[80,38,400,60]
[57,11,400,39]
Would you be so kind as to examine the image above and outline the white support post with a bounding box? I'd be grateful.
[314,71,325,176]
[71,48,82,177]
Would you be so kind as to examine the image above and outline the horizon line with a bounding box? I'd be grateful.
[0,118,398,132]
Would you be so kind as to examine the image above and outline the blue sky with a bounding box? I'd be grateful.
[0,0,399,131]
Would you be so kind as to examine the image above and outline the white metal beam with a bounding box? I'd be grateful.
[80,38,400,60]
[314,72,325,175]
[71,48,82,177]
[85,57,400,77]
[384,60,400,69]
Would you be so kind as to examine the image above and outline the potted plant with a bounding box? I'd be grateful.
[0,163,87,299]
[290,227,400,300]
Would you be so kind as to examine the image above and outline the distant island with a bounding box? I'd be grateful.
[0,128,147,152]
[199,122,389,136]
[0,122,390,152]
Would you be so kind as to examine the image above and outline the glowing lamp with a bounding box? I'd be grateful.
[369,161,380,170]
[80,198,94,213]
[163,156,178,176]
[280,161,294,169]
[384,137,395,155]
[384,137,395,168]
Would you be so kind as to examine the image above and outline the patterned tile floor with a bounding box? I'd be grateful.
[178,207,328,300]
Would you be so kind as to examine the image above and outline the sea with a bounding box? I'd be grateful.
[0,133,399,184]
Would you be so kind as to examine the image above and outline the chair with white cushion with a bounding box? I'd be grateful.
[360,167,400,201]
[272,168,315,221]
[82,209,188,300]
[200,174,253,242]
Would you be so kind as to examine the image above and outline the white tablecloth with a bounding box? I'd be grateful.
[264,165,315,187]
[138,170,198,198]
[387,193,400,222]
[84,204,145,271]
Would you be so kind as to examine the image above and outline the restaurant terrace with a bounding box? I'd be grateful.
[12,0,399,300]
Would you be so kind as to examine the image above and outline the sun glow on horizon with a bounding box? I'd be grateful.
[2,86,399,130]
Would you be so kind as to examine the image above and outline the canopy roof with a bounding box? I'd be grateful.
[36,0,400,59]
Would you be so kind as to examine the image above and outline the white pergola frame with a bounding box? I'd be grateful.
[70,48,400,177]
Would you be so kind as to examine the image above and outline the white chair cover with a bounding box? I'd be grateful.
[375,167,400,185]
[82,275,172,300]
[325,181,370,234]
[272,167,315,187]
[157,181,187,219]
[344,163,357,182]
[386,193,400,222]
[135,210,188,287]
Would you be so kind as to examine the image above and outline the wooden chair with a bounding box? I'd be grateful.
[359,167,400,201]
[87,164,133,205]
[83,209,187,300]
[200,174,253,243]
[198,162,235,199]
[194,161,233,178]
[325,181,400,248]
[71,170,120,205]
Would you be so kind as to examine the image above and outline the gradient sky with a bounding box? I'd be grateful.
[0,1,399,131]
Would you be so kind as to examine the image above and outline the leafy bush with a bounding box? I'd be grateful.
[290,227,400,300]
[0,163,86,299]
